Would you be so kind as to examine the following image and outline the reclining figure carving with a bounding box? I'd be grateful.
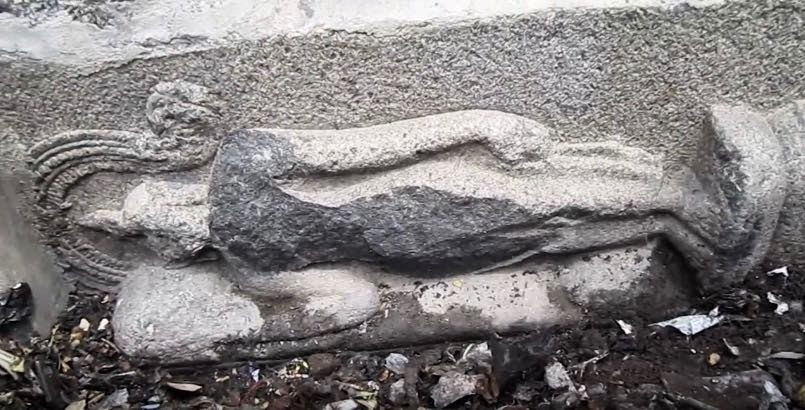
[30,81,793,342]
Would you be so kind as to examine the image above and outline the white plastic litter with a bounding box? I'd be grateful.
[767,292,790,315]
[651,309,723,336]
[766,266,790,278]
[616,320,634,335]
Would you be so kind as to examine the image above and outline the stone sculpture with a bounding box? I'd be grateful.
[28,81,222,289]
[27,81,804,361]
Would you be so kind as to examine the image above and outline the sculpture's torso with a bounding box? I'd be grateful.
[209,131,552,275]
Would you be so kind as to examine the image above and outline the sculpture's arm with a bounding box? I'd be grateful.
[257,110,556,176]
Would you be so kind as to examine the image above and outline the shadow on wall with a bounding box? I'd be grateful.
[0,171,67,337]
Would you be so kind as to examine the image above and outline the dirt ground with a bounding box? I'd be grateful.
[1,264,804,410]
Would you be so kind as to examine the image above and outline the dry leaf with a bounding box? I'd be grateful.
[722,338,740,356]
[767,266,789,277]
[166,382,203,392]
[763,351,805,360]
[65,400,87,410]
[78,318,91,332]
[616,320,634,335]
[98,318,110,331]
[767,292,789,315]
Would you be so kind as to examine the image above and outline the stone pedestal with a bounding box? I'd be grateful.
[113,240,691,362]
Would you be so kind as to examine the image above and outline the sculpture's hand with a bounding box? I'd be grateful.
[474,111,556,164]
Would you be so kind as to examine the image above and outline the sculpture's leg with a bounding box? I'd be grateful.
[230,265,381,341]
[765,100,805,268]
[686,105,787,290]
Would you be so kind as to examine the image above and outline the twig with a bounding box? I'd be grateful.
[100,338,121,353]
[664,392,720,410]
[571,351,609,379]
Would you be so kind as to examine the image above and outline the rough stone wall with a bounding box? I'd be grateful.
[0,173,67,335]
[1,0,803,168]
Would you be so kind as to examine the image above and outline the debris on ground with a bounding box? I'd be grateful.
[768,266,790,278]
[308,353,339,377]
[165,382,203,392]
[0,347,23,381]
[769,292,791,315]
[763,351,805,360]
[707,352,721,366]
[723,338,741,356]
[615,319,633,335]
[383,353,408,374]
[95,388,128,410]
[387,379,406,405]
[323,399,360,410]
[651,307,724,336]
[0,267,803,409]
[544,361,575,392]
[0,283,32,328]
[429,371,486,408]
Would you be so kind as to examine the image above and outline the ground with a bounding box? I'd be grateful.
[1,264,804,410]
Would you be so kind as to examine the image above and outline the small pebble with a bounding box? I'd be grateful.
[707,353,720,366]
[308,353,339,377]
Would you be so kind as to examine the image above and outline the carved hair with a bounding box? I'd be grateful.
[28,81,221,290]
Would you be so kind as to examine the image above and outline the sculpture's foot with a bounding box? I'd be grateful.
[231,266,382,342]
[113,240,695,363]
[113,263,380,361]
[112,263,263,361]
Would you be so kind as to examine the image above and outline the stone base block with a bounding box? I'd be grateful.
[113,240,694,363]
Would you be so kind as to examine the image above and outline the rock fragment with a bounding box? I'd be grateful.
[388,379,406,405]
[430,371,485,408]
[384,353,408,374]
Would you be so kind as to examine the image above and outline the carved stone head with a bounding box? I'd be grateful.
[144,80,222,155]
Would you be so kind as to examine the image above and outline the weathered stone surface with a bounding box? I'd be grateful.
[0,0,725,67]
[4,0,805,365]
[4,1,802,168]
[766,100,805,268]
[112,240,691,361]
[70,100,798,362]
[79,180,210,262]
[113,263,263,361]
[0,172,66,336]
[689,104,786,289]
[205,105,783,292]
[24,80,222,290]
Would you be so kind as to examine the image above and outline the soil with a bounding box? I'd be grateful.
[1,265,803,410]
